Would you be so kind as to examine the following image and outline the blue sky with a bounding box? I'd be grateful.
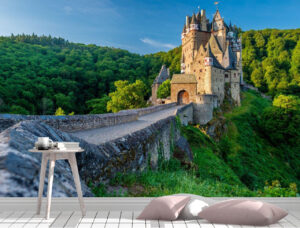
[0,0,299,54]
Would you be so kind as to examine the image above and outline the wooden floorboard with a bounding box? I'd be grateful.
[0,198,298,228]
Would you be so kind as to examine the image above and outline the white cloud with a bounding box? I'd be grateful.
[140,38,176,49]
[63,6,73,15]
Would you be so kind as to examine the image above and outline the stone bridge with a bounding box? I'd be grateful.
[0,103,194,197]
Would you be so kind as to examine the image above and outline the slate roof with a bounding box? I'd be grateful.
[206,44,225,70]
[153,65,169,84]
[182,24,186,33]
[196,12,201,23]
[215,36,224,52]
[191,13,197,24]
[171,74,197,84]
[222,44,237,70]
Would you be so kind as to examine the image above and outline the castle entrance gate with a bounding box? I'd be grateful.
[177,90,189,105]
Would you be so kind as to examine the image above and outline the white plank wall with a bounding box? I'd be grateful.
[0,198,299,228]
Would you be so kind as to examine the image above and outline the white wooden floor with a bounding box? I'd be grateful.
[0,198,299,228]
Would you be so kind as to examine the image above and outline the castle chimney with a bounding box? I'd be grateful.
[186,16,190,27]
[201,9,206,17]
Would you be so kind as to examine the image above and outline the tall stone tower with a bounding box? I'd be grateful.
[152,7,242,124]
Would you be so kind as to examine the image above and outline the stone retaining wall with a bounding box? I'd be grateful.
[120,103,176,116]
[0,103,176,133]
[0,112,138,133]
[175,103,193,126]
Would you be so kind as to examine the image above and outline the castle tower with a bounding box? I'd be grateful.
[172,6,241,120]
[212,9,227,52]
[151,65,170,104]
[200,9,208,31]
[204,44,214,94]
[181,8,211,75]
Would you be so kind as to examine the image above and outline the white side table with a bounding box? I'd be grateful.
[29,147,86,219]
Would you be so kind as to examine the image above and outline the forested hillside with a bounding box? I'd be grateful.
[0,29,299,115]
[0,35,164,115]
[242,29,300,96]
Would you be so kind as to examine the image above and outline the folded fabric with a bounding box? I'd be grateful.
[198,199,288,226]
[174,194,216,220]
[137,195,190,220]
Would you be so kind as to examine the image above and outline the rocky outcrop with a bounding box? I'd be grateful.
[0,121,93,197]
[0,114,183,197]
[174,136,193,161]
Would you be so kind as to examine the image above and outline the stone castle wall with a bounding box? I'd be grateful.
[151,83,160,105]
[175,103,194,126]
[0,103,176,133]
[193,94,218,125]
[211,67,225,105]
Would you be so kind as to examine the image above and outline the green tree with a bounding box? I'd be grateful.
[250,67,266,91]
[260,95,300,146]
[107,80,147,113]
[10,105,29,115]
[290,40,300,84]
[273,94,300,111]
[86,95,111,114]
[55,107,65,116]
[157,79,171,99]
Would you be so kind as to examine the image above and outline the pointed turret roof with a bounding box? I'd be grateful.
[213,9,222,21]
[186,16,190,27]
[182,24,186,33]
[222,44,237,70]
[153,65,170,84]
[196,11,201,23]
[191,13,197,24]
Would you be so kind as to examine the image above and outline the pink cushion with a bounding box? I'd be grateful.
[198,199,288,226]
[137,195,190,220]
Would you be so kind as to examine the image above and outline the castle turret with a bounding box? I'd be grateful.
[181,24,186,39]
[181,54,185,73]
[196,11,201,25]
[186,16,190,33]
[190,13,199,31]
[204,44,214,94]
[151,65,170,104]
[200,9,207,31]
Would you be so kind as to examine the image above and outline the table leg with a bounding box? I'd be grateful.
[68,153,86,216]
[46,154,56,220]
[37,153,48,215]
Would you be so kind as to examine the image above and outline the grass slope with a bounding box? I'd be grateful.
[222,91,299,190]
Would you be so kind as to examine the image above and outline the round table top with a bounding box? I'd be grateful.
[29,148,84,153]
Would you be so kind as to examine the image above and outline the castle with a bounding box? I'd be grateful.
[152,8,243,124]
